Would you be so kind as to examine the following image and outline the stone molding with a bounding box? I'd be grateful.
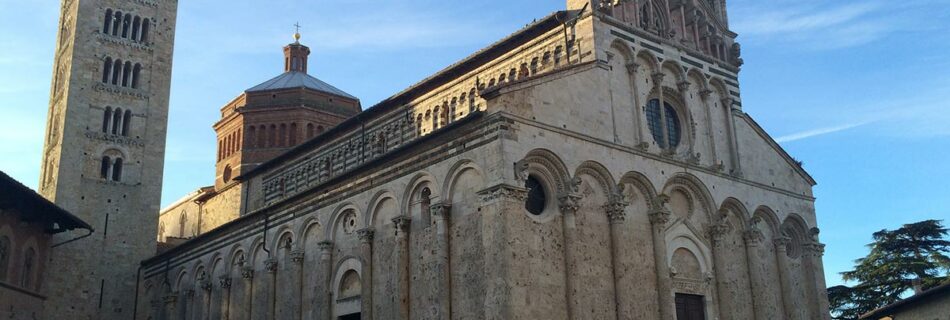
[392,216,411,234]
[290,249,305,264]
[558,193,582,213]
[84,131,146,148]
[743,229,765,246]
[264,258,278,273]
[477,184,528,203]
[93,83,149,99]
[603,199,628,224]
[317,240,334,252]
[429,203,452,220]
[241,266,254,280]
[218,276,231,289]
[96,33,154,52]
[357,228,375,243]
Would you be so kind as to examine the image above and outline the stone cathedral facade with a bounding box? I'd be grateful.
[81,0,823,319]
[36,0,178,319]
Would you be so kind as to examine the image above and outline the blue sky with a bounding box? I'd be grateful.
[1,0,948,288]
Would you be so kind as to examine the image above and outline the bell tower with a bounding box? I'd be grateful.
[38,0,178,319]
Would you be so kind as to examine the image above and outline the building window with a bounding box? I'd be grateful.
[102,107,113,133]
[102,57,113,83]
[122,109,132,136]
[100,156,111,179]
[223,165,232,183]
[0,236,9,282]
[140,19,150,42]
[675,293,706,320]
[103,9,113,34]
[112,158,123,182]
[645,99,682,149]
[525,176,547,215]
[20,248,35,289]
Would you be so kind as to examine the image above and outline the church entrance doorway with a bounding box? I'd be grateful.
[675,293,706,320]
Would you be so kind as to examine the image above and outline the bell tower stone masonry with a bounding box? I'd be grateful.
[38,0,178,319]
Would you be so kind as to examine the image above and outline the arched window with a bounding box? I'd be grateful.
[468,88,476,112]
[131,16,141,40]
[111,108,123,135]
[258,125,267,148]
[140,19,150,43]
[450,98,457,122]
[279,124,287,147]
[122,13,132,38]
[20,248,35,289]
[645,99,682,149]
[289,123,297,145]
[122,61,132,87]
[440,104,448,126]
[416,114,423,136]
[525,176,547,215]
[102,57,112,83]
[103,9,113,34]
[112,158,123,182]
[269,125,277,147]
[122,109,132,136]
[222,165,232,183]
[178,211,187,237]
[112,11,122,36]
[530,57,539,74]
[100,156,111,179]
[432,107,440,130]
[111,59,122,85]
[217,140,222,161]
[248,126,257,148]
[0,236,10,282]
[306,123,315,139]
[317,125,325,134]
[102,107,112,133]
[519,63,530,80]
[131,63,142,89]
[554,46,563,65]
[508,68,517,81]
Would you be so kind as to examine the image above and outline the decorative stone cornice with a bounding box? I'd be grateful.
[95,33,154,52]
[290,249,305,264]
[93,83,149,99]
[356,228,375,243]
[478,184,528,203]
[218,276,232,289]
[84,131,146,148]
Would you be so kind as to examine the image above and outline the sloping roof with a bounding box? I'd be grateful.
[0,170,92,232]
[246,71,358,100]
[860,281,950,319]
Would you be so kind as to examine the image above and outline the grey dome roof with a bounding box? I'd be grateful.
[246,71,357,100]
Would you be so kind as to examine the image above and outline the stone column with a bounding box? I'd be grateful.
[265,258,279,320]
[742,228,770,319]
[198,276,213,320]
[774,237,796,320]
[649,196,674,320]
[699,89,720,169]
[183,290,195,320]
[163,293,178,320]
[218,276,232,320]
[559,192,582,319]
[722,97,742,176]
[392,216,412,320]
[626,62,647,148]
[241,267,254,320]
[150,299,162,320]
[290,249,305,320]
[604,198,629,320]
[477,184,526,319]
[431,203,453,319]
[317,241,334,320]
[708,218,733,320]
[357,228,375,320]
[652,72,670,150]
[677,80,697,158]
[804,242,831,320]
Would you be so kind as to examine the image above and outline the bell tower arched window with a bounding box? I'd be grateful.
[100,156,111,179]
[20,248,35,289]
[112,158,123,182]
[102,107,113,133]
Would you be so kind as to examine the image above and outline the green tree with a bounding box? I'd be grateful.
[829,219,950,319]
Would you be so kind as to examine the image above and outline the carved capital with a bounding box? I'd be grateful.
[199,279,212,292]
[357,228,375,243]
[773,237,791,252]
[720,97,734,108]
[699,89,713,100]
[163,294,178,304]
[626,62,641,73]
[677,81,691,92]
[392,216,411,235]
[290,249,305,264]
[184,289,196,298]
[241,266,254,280]
[317,240,334,252]
[218,276,232,289]
[708,223,731,246]
[803,243,826,256]
[264,258,278,273]
[743,229,764,246]
[558,193,582,214]
[603,200,629,224]
[429,203,452,220]
[514,160,530,183]
[649,210,671,227]
[651,72,665,84]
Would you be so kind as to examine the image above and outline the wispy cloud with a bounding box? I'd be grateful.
[776,121,873,143]
[730,1,893,49]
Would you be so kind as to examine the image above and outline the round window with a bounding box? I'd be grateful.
[645,99,682,149]
[525,176,547,215]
